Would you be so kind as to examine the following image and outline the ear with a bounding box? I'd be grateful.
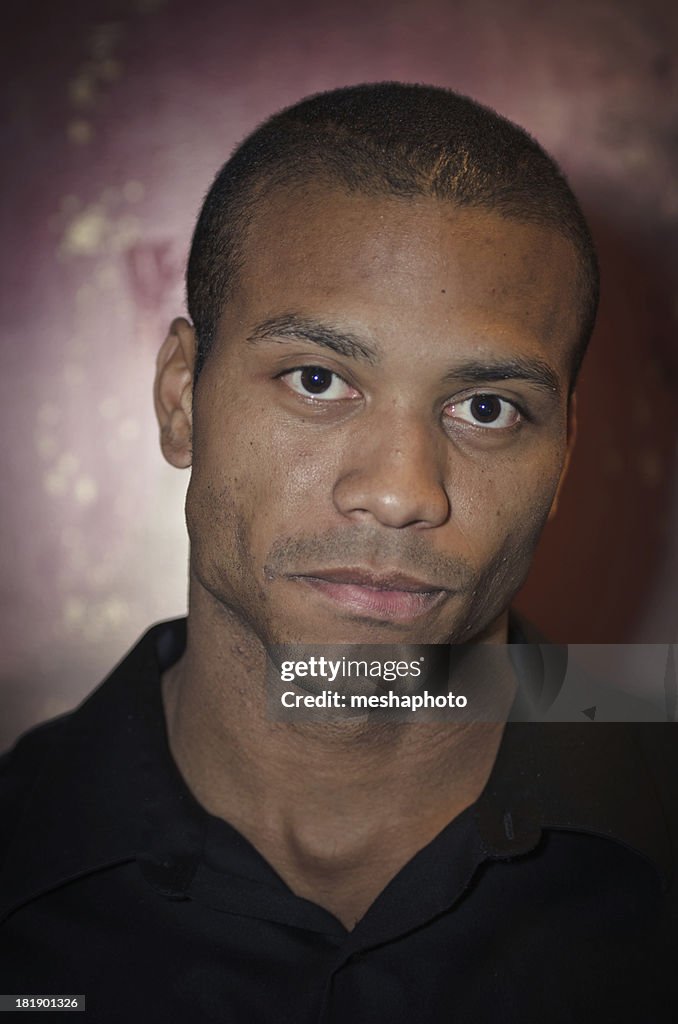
[153,317,197,469]
[547,391,578,521]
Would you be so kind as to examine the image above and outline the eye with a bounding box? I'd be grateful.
[280,366,359,401]
[444,393,521,430]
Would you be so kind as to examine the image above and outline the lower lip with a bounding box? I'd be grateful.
[294,577,446,621]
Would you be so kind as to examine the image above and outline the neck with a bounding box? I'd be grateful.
[162,577,511,929]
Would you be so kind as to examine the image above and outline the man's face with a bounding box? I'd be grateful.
[185,186,581,646]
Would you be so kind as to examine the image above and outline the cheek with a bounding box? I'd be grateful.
[188,398,337,559]
[463,441,563,521]
[248,423,340,539]
[450,444,564,574]
[450,456,562,638]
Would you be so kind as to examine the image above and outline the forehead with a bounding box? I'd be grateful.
[227,185,582,373]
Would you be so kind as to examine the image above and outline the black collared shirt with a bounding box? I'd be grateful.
[0,618,676,1022]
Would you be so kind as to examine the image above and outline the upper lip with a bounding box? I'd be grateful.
[291,567,447,593]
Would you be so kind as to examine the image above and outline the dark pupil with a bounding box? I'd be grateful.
[301,367,333,393]
[470,395,501,422]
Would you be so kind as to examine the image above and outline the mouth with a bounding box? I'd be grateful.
[288,567,450,622]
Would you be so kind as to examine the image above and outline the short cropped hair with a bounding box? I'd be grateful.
[187,82,599,388]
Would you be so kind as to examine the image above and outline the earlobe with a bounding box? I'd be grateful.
[547,392,578,521]
[153,317,197,469]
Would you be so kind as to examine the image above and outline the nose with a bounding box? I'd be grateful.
[332,410,451,529]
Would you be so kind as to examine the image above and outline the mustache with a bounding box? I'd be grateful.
[263,527,475,591]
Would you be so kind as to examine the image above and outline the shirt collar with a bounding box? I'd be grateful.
[0,616,672,923]
[474,720,673,881]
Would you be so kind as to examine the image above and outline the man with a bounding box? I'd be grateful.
[1,83,675,1022]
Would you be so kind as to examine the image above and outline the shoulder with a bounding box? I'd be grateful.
[0,713,73,866]
[635,722,678,821]
[0,619,182,891]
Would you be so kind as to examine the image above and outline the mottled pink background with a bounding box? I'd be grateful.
[1,0,677,749]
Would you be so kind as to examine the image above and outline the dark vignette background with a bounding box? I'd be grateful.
[1,0,676,749]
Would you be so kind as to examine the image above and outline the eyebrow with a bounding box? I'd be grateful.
[247,314,380,365]
[441,357,562,397]
[247,312,561,396]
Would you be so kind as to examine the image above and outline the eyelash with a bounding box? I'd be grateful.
[278,366,359,402]
[443,394,528,431]
[277,365,528,430]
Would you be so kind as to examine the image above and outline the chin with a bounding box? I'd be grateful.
[264,608,461,647]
